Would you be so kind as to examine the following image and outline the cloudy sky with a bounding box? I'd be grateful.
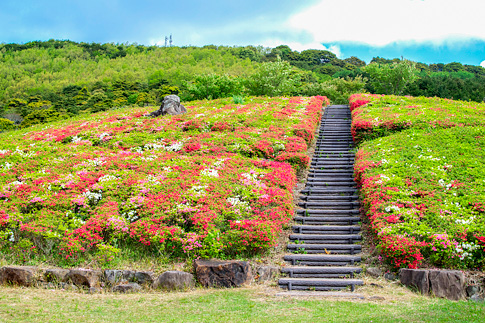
[1,0,484,66]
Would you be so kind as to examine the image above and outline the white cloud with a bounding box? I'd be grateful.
[481,61,485,68]
[289,0,485,46]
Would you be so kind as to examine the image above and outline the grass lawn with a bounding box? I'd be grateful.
[0,284,484,323]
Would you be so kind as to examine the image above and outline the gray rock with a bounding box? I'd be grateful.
[65,269,102,288]
[134,271,154,285]
[148,95,186,117]
[44,268,70,283]
[256,266,279,283]
[470,295,485,303]
[122,270,136,282]
[104,270,124,285]
[466,285,480,297]
[153,271,195,291]
[0,266,37,287]
[113,283,142,293]
[399,269,429,295]
[366,267,383,278]
[194,259,252,288]
[429,270,465,301]
[384,272,398,281]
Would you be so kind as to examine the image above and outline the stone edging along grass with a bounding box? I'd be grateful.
[0,260,280,294]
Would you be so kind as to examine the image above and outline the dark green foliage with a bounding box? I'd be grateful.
[20,108,65,128]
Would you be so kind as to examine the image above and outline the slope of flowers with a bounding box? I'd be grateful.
[351,94,485,270]
[349,93,485,144]
[0,96,329,265]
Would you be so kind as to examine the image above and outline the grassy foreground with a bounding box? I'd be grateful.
[0,286,484,323]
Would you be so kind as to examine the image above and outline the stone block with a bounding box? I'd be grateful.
[65,269,102,288]
[134,271,154,285]
[113,283,142,293]
[44,268,70,283]
[194,259,252,288]
[0,266,38,287]
[429,270,465,301]
[399,269,429,295]
[153,271,194,291]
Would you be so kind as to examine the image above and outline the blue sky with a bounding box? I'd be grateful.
[1,0,485,67]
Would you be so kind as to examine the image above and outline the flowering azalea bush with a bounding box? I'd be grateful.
[0,96,329,265]
[354,106,485,269]
[349,93,485,144]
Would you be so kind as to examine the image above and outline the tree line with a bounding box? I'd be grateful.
[0,40,484,130]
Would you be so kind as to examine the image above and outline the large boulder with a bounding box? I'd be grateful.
[399,269,429,295]
[0,266,38,286]
[153,271,195,291]
[148,95,186,117]
[194,259,252,288]
[429,270,465,301]
[65,269,102,288]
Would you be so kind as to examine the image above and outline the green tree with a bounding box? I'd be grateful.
[364,60,419,95]
[20,108,65,128]
[185,74,244,100]
[246,60,299,96]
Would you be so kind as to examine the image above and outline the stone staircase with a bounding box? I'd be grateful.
[278,105,364,292]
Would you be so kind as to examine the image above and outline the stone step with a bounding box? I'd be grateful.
[278,278,364,291]
[298,201,360,210]
[294,216,361,225]
[281,266,362,278]
[290,234,362,244]
[292,225,361,234]
[299,195,359,201]
[287,243,362,254]
[296,209,360,216]
[284,254,362,266]
[300,188,358,195]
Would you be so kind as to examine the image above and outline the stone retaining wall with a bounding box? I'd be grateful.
[0,260,278,293]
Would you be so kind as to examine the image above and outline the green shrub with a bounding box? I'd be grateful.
[186,74,244,100]
[0,118,15,131]
[20,109,65,128]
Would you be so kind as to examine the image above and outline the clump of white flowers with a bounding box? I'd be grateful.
[2,162,12,170]
[165,141,183,152]
[98,174,119,182]
[385,205,400,213]
[86,158,105,167]
[201,169,219,177]
[226,195,250,211]
[191,185,208,196]
[82,190,102,204]
[456,242,480,260]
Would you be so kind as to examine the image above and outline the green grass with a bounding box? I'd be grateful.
[0,286,483,322]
